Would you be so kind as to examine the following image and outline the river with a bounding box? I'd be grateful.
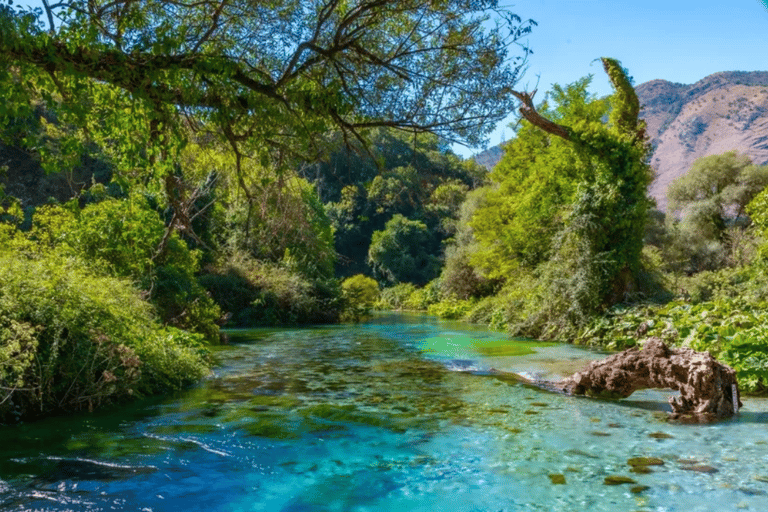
[1,313,768,511]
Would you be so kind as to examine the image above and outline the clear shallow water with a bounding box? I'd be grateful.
[2,313,768,511]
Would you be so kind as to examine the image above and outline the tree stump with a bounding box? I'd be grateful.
[559,337,741,422]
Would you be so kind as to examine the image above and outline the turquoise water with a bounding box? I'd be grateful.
[2,313,768,511]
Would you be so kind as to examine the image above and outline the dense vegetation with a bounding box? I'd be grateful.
[374,63,768,394]
[2,0,768,424]
[0,0,534,422]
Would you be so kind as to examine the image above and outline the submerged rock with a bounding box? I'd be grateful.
[604,475,637,485]
[559,338,742,422]
[548,474,567,484]
[628,457,664,467]
[681,464,719,474]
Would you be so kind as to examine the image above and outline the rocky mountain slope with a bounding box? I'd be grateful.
[474,71,768,210]
[638,71,768,209]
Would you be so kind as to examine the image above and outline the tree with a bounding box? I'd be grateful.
[508,58,652,300]
[471,77,611,276]
[668,151,768,238]
[1,2,534,213]
[458,59,652,338]
[368,214,439,285]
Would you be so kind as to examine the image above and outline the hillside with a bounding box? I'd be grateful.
[637,71,768,210]
[474,71,768,210]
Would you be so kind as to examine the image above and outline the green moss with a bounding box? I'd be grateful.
[248,395,303,410]
[241,414,303,439]
[148,424,219,435]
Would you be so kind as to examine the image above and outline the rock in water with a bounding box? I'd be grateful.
[559,337,741,422]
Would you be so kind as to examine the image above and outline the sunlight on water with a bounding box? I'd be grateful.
[1,313,768,511]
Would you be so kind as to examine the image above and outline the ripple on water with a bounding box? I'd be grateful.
[1,315,768,512]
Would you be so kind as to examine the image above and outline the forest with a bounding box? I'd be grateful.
[1,0,768,427]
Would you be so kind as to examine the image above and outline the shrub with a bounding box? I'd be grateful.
[427,297,476,320]
[31,196,221,341]
[377,283,417,310]
[0,249,209,423]
[341,274,380,307]
[440,245,497,299]
[200,252,343,326]
[404,279,441,311]
[341,274,380,321]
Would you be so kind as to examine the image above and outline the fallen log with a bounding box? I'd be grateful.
[558,337,741,422]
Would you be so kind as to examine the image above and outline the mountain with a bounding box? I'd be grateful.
[473,71,768,210]
[472,144,504,171]
[637,71,768,210]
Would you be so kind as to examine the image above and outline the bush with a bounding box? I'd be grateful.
[440,245,497,299]
[341,274,380,321]
[404,280,441,311]
[200,252,343,326]
[427,297,476,320]
[0,249,210,423]
[341,275,380,307]
[377,283,417,310]
[31,197,222,341]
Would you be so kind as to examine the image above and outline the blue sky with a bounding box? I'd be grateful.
[457,0,768,156]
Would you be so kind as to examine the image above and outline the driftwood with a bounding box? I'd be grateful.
[558,337,741,422]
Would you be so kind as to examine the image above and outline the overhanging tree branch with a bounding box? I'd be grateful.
[509,89,571,141]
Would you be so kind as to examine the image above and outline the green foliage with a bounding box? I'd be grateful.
[747,186,768,262]
[30,195,222,341]
[368,214,440,286]
[209,148,337,281]
[377,283,418,310]
[403,280,442,311]
[323,129,486,279]
[462,60,652,338]
[471,77,608,275]
[0,248,209,423]
[199,252,343,327]
[341,274,380,320]
[427,297,476,320]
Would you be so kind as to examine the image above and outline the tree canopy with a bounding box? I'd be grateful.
[452,58,653,338]
[668,151,768,237]
[1,0,534,154]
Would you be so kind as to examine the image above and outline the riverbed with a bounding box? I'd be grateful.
[2,313,768,511]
